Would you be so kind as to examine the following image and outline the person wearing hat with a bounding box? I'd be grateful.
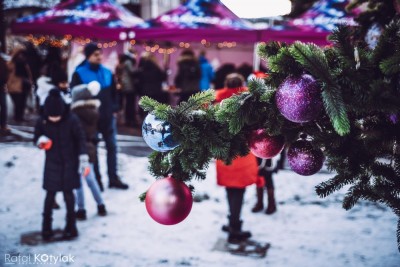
[70,43,128,190]
[70,82,107,220]
[36,69,72,210]
[34,89,88,240]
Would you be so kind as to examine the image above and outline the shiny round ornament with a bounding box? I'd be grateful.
[142,113,180,152]
[145,176,193,225]
[248,129,285,159]
[365,23,383,50]
[287,140,324,176]
[275,74,323,123]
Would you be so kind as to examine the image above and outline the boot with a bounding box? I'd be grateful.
[41,213,53,241]
[251,187,264,213]
[265,189,277,215]
[227,216,252,243]
[75,209,87,221]
[109,177,129,190]
[63,214,78,240]
[97,204,107,216]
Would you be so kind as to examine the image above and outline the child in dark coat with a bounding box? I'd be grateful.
[34,89,89,240]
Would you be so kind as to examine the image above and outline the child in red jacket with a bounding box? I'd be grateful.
[215,73,260,243]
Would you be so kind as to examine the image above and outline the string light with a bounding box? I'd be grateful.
[217,41,237,48]
[142,42,177,55]
[26,35,214,55]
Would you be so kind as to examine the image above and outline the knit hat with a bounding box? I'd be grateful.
[71,81,101,102]
[84,43,100,58]
[44,89,65,117]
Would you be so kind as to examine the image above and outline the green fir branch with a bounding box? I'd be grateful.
[139,192,147,202]
[380,52,400,75]
[321,88,351,136]
[315,173,357,197]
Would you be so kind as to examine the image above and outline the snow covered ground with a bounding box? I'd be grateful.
[0,143,399,267]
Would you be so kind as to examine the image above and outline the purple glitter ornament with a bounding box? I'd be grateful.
[275,74,323,123]
[389,114,399,124]
[287,140,324,176]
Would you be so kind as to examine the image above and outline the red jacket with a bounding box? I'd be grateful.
[215,87,258,188]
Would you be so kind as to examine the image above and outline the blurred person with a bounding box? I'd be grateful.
[24,42,42,86]
[0,55,9,134]
[198,50,214,91]
[43,47,62,70]
[6,49,32,122]
[115,52,140,127]
[174,49,201,102]
[213,63,236,90]
[37,70,71,115]
[70,43,128,190]
[137,51,168,106]
[236,63,253,83]
[23,43,42,112]
[34,89,88,240]
[71,83,107,220]
[215,73,259,243]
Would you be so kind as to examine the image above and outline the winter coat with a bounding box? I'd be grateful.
[137,59,167,98]
[34,111,87,192]
[174,56,201,93]
[215,86,258,188]
[199,56,214,91]
[6,61,23,94]
[70,61,119,129]
[70,99,100,163]
[6,54,32,94]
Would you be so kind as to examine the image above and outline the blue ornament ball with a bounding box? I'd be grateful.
[142,113,180,152]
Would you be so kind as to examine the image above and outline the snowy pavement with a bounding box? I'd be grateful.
[0,143,399,267]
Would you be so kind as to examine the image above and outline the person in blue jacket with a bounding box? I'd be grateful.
[198,50,214,91]
[70,43,128,190]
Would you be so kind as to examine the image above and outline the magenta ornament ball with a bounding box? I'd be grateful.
[287,140,325,176]
[275,74,323,123]
[145,176,193,225]
[249,129,285,159]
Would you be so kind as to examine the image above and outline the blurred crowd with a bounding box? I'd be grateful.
[0,42,263,133]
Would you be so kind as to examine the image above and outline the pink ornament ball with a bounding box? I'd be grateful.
[145,176,193,225]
